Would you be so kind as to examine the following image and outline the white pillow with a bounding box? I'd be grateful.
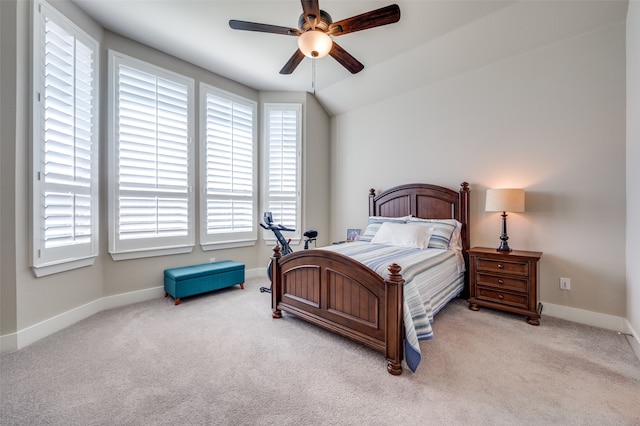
[449,221,463,250]
[370,222,434,249]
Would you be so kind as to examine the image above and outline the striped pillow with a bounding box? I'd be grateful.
[359,216,411,242]
[408,218,458,249]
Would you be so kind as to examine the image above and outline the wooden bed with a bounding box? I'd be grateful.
[270,182,470,375]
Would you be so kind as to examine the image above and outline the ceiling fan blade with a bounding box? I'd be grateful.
[329,42,364,74]
[301,0,321,28]
[280,49,306,74]
[229,20,300,36]
[328,4,400,36]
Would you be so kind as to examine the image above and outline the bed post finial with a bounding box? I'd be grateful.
[369,188,376,216]
[388,263,402,279]
[385,263,404,375]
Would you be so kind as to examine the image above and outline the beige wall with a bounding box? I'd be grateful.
[0,0,18,341]
[302,92,331,247]
[1,0,330,350]
[330,22,627,317]
[627,3,640,344]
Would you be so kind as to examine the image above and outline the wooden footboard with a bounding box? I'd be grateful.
[271,246,405,375]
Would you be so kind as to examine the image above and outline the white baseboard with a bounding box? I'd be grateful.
[541,301,628,332]
[101,286,166,311]
[1,267,264,354]
[542,302,640,362]
[246,267,264,280]
[0,286,164,355]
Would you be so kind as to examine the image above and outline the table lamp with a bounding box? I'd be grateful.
[485,188,525,252]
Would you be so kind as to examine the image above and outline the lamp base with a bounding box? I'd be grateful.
[496,241,512,252]
[496,211,512,252]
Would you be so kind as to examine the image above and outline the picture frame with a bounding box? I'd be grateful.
[346,229,361,242]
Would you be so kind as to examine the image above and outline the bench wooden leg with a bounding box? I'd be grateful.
[164,291,168,297]
[174,298,180,306]
[240,283,245,289]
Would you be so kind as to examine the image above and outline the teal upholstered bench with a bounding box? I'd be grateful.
[164,260,245,305]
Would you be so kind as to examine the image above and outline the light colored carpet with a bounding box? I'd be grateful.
[1,277,639,425]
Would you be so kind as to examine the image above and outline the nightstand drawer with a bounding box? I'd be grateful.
[476,258,529,276]
[476,273,528,292]
[477,287,528,308]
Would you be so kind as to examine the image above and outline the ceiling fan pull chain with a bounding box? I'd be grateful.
[312,58,316,95]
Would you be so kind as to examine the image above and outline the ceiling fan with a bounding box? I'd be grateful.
[229,1,401,75]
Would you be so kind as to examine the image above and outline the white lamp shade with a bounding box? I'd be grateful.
[485,188,525,213]
[298,30,332,58]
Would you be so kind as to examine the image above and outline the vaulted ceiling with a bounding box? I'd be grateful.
[71,0,628,116]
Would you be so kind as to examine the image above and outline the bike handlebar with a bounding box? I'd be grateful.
[260,222,295,232]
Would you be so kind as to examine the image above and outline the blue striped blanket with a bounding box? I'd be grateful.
[320,242,465,372]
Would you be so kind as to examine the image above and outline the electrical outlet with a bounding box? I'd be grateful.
[560,277,571,291]
[209,257,216,263]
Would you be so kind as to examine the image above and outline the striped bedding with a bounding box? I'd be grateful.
[320,241,465,372]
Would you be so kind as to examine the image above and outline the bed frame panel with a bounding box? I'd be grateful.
[271,182,470,375]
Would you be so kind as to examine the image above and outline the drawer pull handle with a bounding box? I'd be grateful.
[497,264,504,269]
[498,294,504,299]
[498,279,504,285]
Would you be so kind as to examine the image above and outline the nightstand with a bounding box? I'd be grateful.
[467,247,543,325]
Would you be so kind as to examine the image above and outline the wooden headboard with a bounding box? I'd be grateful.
[368,182,471,295]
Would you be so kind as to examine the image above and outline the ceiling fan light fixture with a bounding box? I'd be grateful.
[298,30,332,58]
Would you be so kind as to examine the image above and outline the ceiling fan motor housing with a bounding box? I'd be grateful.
[298,10,332,32]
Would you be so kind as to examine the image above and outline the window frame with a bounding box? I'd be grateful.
[31,0,100,277]
[107,50,195,261]
[199,84,258,250]
[262,103,302,244]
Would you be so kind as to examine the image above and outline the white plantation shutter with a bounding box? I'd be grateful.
[200,85,257,248]
[32,1,99,275]
[109,53,194,259]
[264,104,301,241]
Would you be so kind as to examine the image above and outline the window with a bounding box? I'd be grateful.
[263,104,302,242]
[200,85,257,249]
[31,0,99,276]
[108,51,194,260]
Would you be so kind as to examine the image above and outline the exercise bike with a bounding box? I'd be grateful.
[259,211,317,293]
